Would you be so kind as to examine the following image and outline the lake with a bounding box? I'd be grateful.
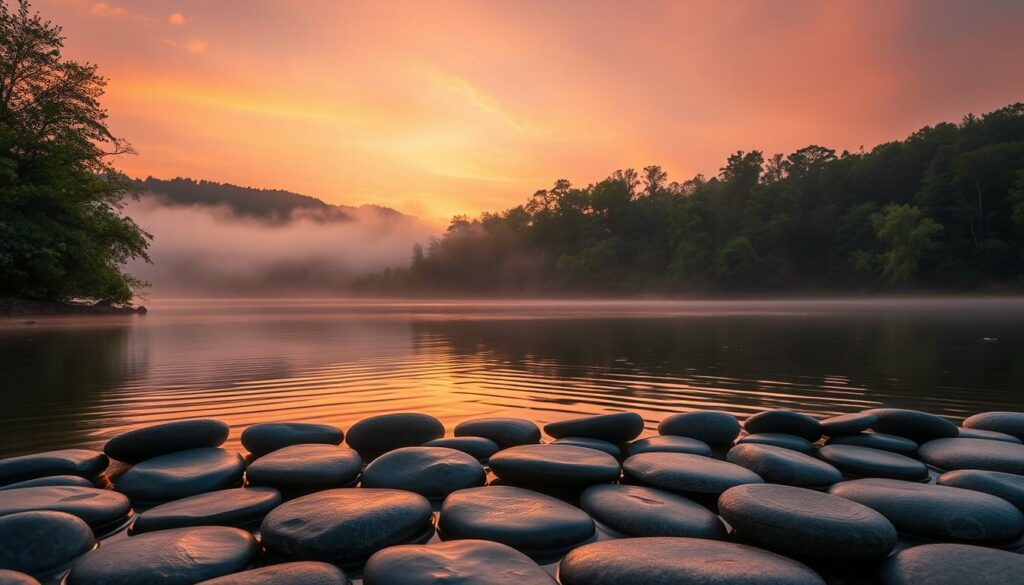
[1,298,1022,458]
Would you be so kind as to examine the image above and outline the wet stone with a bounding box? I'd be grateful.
[719,483,897,562]
[736,432,815,454]
[962,411,1024,441]
[918,437,1024,474]
[363,540,557,585]
[938,469,1024,511]
[196,562,351,585]
[347,413,445,459]
[0,475,93,491]
[820,412,878,437]
[0,449,108,487]
[453,418,540,449]
[552,437,622,457]
[240,422,344,457]
[131,487,282,533]
[0,511,95,577]
[957,426,1022,443]
[657,410,741,447]
[880,543,1024,585]
[488,444,620,488]
[726,443,842,488]
[361,446,486,501]
[423,437,500,462]
[0,570,40,585]
[0,486,131,535]
[744,410,823,442]
[622,452,763,499]
[246,444,361,494]
[626,435,712,457]
[865,409,959,444]
[817,445,928,481]
[104,419,229,464]
[65,526,258,585]
[261,488,434,567]
[825,432,918,455]
[579,484,726,539]
[116,448,245,504]
[543,412,645,444]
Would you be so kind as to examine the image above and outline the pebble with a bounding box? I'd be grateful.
[0,486,131,535]
[423,437,500,462]
[625,436,712,457]
[657,410,741,447]
[362,540,557,585]
[736,432,814,454]
[865,409,959,444]
[240,422,343,457]
[0,475,94,491]
[488,444,620,488]
[361,447,486,500]
[543,413,645,444]
[825,432,918,455]
[103,419,229,464]
[937,469,1024,510]
[453,418,541,449]
[246,444,361,493]
[0,511,95,577]
[918,437,1024,474]
[957,426,1022,443]
[552,437,622,457]
[131,487,282,533]
[116,448,245,503]
[726,443,842,488]
[196,562,351,585]
[817,445,928,481]
[820,412,878,437]
[0,449,107,487]
[962,411,1024,441]
[346,413,445,459]
[0,570,40,585]
[880,543,1024,585]
[622,452,763,499]
[744,410,823,441]
[579,484,726,539]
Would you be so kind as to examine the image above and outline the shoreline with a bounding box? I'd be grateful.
[0,297,147,318]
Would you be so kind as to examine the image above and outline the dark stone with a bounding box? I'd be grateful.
[737,433,814,454]
[104,419,229,464]
[116,448,245,504]
[361,447,486,500]
[817,445,928,481]
[626,436,712,457]
[825,432,918,455]
[719,484,896,562]
[196,562,351,585]
[261,488,434,567]
[131,487,282,533]
[453,418,540,449]
[552,437,622,457]
[880,543,1024,585]
[918,438,1024,474]
[0,511,95,577]
[744,410,822,442]
[962,411,1024,441]
[543,412,645,443]
[347,413,445,459]
[362,540,557,585]
[438,486,595,557]
[957,426,1021,443]
[938,469,1024,511]
[0,486,131,535]
[820,412,878,437]
[865,409,958,444]
[580,484,726,539]
[0,570,40,585]
[65,526,257,585]
[558,537,826,585]
[657,410,741,447]
[423,437,500,462]
[488,444,620,488]
[726,444,842,488]
[0,449,108,487]
[0,475,93,491]
[622,452,762,498]
[246,444,362,493]
[240,423,343,457]
[830,478,1024,544]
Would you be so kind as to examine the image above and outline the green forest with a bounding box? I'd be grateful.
[355,103,1024,295]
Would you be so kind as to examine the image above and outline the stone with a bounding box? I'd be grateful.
[820,412,878,437]
[657,410,741,447]
[246,444,361,493]
[240,422,344,457]
[196,562,351,585]
[736,433,814,454]
[918,437,1024,474]
[116,448,245,504]
[830,478,1024,544]
[957,426,1021,442]
[626,436,712,457]
[962,411,1024,441]
[543,412,645,444]
[488,444,620,488]
[453,418,540,449]
[825,432,918,455]
[438,486,595,557]
[744,410,822,441]
[0,511,95,577]
[0,449,107,487]
[0,570,40,585]
[579,484,726,539]
[558,537,826,585]
[423,437,500,462]
[938,469,1024,510]
[726,443,842,488]
[362,540,557,585]
[261,488,434,567]
[865,409,959,444]
[719,484,897,562]
[65,526,257,585]
[131,487,282,533]
[346,413,445,459]
[0,486,131,535]
[622,452,762,499]
[103,419,229,464]
[880,543,1024,585]
[552,437,622,457]
[0,475,93,491]
[361,447,486,500]
[817,445,928,481]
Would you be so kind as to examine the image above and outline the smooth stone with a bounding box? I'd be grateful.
[736,432,814,454]
[880,543,1024,585]
[559,537,826,585]
[580,484,726,539]
[820,412,878,437]
[197,562,351,585]
[938,469,1024,510]
[0,475,94,491]
[626,436,712,457]
[453,418,541,449]
[918,437,1024,474]
[957,426,1022,443]
[818,445,928,480]
[865,409,959,443]
[962,411,1024,441]
[0,570,40,585]
[104,419,229,464]
[0,486,131,534]
[543,412,645,443]
[0,449,108,486]
[361,447,486,500]
[423,437,500,462]
[826,432,918,455]
[622,452,763,498]
[116,448,245,503]
[830,478,1024,544]
[246,444,362,493]
[65,526,257,585]
[363,540,557,585]
[719,484,897,562]
[261,488,434,567]
[0,511,95,577]
[241,422,344,457]
[131,487,282,533]
[488,444,620,488]
[552,437,622,457]
[744,410,822,441]
[657,410,741,447]
[726,443,842,488]
[347,413,445,458]
[438,486,595,556]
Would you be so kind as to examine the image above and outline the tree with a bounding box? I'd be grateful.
[872,204,942,287]
[0,0,150,304]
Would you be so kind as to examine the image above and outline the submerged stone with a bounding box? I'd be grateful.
[131,487,282,533]
[736,432,814,454]
[543,412,645,444]
[0,449,107,487]
[622,452,762,499]
[938,469,1024,511]
[820,412,878,437]
[918,437,1024,474]
[579,484,726,539]
[0,475,93,491]
[865,409,958,444]
[0,486,131,534]
[116,448,245,504]
[0,511,95,577]
[657,410,741,447]
[726,443,842,488]
[104,419,229,464]
[880,543,1024,585]
[423,437,500,462]
[817,444,928,480]
[552,437,622,457]
[957,426,1021,443]
[488,444,620,488]
[346,413,444,459]
[626,436,712,457]
[362,540,557,585]
[825,432,918,455]
[0,570,40,585]
[246,444,361,493]
[361,447,486,500]
[962,411,1024,441]
[744,410,822,442]
[196,562,351,585]
[453,418,540,449]
[240,422,344,457]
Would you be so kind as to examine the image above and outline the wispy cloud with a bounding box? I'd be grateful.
[90,2,126,17]
[168,12,187,26]
[161,38,210,55]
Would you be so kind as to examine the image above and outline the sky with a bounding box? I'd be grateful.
[35,0,1024,224]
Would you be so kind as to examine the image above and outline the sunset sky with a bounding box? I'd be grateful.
[37,0,1024,224]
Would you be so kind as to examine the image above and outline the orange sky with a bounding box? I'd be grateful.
[36,0,1024,224]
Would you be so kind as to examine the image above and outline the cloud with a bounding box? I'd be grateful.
[161,38,210,55]
[90,2,126,17]
[168,12,187,26]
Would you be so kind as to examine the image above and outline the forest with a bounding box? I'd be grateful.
[355,103,1024,295]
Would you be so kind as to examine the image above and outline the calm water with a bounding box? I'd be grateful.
[1,298,1023,458]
